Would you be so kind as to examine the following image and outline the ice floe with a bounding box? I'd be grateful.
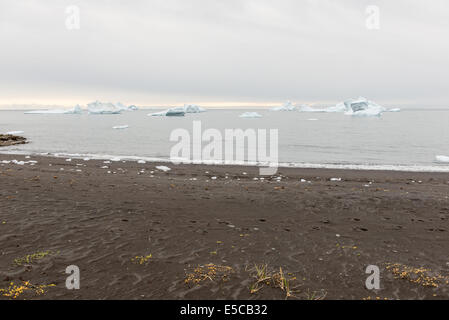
[88,101,122,114]
[270,101,297,111]
[239,112,262,118]
[112,125,129,130]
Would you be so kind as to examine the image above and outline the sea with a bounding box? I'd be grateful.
[1,108,449,172]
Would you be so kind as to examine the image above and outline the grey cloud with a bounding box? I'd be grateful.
[0,0,448,106]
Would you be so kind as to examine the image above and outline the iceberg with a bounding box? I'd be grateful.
[270,101,297,111]
[114,102,138,111]
[436,155,449,163]
[298,98,386,116]
[149,107,185,117]
[342,97,386,117]
[88,101,121,114]
[239,112,262,118]
[24,104,83,114]
[183,104,206,113]
[149,104,204,116]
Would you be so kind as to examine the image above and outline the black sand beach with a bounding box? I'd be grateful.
[1,154,449,300]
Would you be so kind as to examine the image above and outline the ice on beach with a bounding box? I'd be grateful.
[270,101,297,111]
[156,165,171,172]
[239,112,262,118]
[137,160,146,164]
[436,155,449,163]
[330,178,342,181]
[88,101,122,114]
[112,125,129,130]
[24,104,83,115]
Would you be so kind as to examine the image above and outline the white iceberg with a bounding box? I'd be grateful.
[270,101,297,111]
[149,107,185,117]
[183,104,206,113]
[239,112,262,118]
[342,97,386,117]
[436,155,449,163]
[24,105,83,115]
[88,101,121,114]
[298,97,386,116]
[114,102,138,111]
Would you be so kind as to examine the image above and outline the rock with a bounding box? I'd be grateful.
[0,134,27,147]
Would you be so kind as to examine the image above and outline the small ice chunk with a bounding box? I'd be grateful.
[330,178,342,181]
[156,166,171,172]
[436,155,449,163]
[137,160,146,164]
[112,125,129,130]
[6,131,25,135]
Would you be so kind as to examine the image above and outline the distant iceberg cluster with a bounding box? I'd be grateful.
[25,105,83,114]
[24,101,139,115]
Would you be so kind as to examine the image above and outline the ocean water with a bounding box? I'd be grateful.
[1,108,449,171]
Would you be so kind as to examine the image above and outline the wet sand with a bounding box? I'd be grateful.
[1,154,449,300]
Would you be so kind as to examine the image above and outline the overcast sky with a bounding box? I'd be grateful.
[1,0,448,108]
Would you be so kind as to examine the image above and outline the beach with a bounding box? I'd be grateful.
[1,154,449,300]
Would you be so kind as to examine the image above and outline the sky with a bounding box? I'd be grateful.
[0,0,448,108]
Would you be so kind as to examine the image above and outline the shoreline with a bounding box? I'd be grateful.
[1,150,449,173]
[1,154,449,299]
